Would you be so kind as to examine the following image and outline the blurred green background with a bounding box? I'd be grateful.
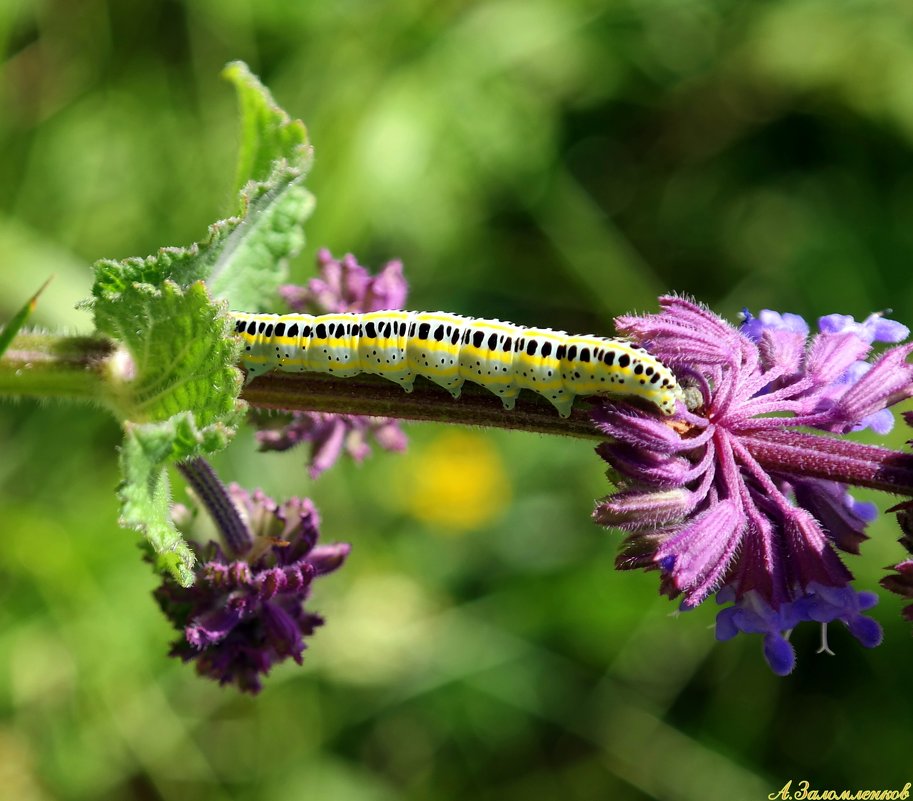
[3,1,913,799]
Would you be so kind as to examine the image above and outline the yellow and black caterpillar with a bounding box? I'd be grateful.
[234,310,682,417]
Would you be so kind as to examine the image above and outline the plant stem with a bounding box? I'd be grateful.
[0,332,117,405]
[743,430,913,496]
[241,370,604,440]
[8,332,913,498]
[0,331,603,439]
[176,457,252,556]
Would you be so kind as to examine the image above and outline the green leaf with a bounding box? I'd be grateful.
[87,61,315,314]
[96,278,243,584]
[90,247,213,304]
[0,277,52,358]
[94,279,243,426]
[81,60,316,583]
[222,60,313,194]
[204,172,315,311]
[206,61,315,310]
[120,413,234,586]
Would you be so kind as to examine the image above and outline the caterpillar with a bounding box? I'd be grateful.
[232,310,682,417]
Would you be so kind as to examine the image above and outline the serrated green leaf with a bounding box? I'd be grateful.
[90,246,214,304]
[89,175,315,313]
[94,279,243,426]
[97,279,242,584]
[222,60,313,194]
[82,61,317,584]
[120,413,234,586]
[87,61,315,315]
[205,61,316,310]
[0,276,52,358]
[205,173,315,310]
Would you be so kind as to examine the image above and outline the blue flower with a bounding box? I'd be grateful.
[715,585,882,676]
[744,309,910,434]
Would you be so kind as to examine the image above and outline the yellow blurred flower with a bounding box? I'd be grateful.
[399,430,511,532]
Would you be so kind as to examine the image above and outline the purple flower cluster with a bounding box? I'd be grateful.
[258,412,408,480]
[593,297,913,674]
[280,248,408,313]
[158,459,350,693]
[261,249,409,477]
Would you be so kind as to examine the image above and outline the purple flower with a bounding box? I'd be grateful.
[257,411,408,479]
[280,248,408,314]
[262,249,409,477]
[742,310,910,435]
[155,459,350,693]
[594,297,913,674]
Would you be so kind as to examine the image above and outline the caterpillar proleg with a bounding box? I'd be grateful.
[233,310,682,417]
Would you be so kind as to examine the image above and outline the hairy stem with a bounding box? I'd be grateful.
[241,370,604,440]
[0,332,118,404]
[0,331,603,439]
[743,430,913,496]
[177,457,252,556]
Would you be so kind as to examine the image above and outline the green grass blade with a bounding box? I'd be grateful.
[0,276,53,359]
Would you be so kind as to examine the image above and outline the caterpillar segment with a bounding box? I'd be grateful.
[232,311,682,417]
[359,310,415,391]
[407,312,467,398]
[459,317,521,409]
